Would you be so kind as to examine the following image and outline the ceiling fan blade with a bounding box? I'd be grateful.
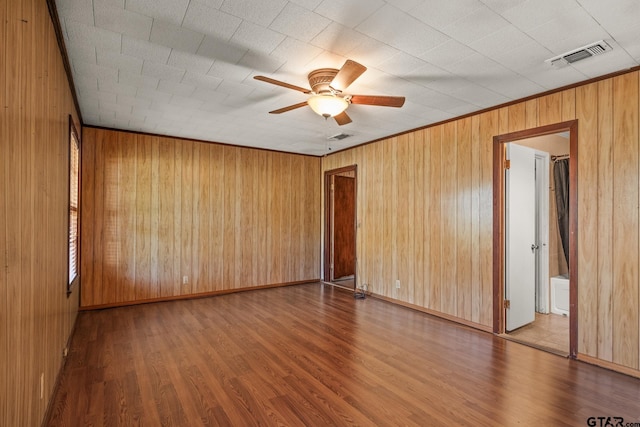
[330,60,367,91]
[269,102,309,114]
[333,111,352,126]
[254,76,311,94]
[350,95,405,108]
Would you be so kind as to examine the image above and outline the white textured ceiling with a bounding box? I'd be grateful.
[56,0,640,155]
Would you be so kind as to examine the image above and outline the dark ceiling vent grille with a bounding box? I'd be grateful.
[327,133,352,141]
[564,49,592,63]
[545,40,612,68]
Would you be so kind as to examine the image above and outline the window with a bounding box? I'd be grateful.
[68,118,80,292]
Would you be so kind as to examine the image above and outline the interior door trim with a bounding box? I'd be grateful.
[492,120,578,358]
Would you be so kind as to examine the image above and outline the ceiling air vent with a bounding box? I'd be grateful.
[327,133,352,141]
[545,40,612,69]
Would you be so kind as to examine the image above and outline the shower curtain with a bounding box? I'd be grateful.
[554,159,570,267]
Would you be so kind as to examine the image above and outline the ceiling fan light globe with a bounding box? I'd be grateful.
[307,95,348,118]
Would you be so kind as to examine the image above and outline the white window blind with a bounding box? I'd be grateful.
[68,128,79,285]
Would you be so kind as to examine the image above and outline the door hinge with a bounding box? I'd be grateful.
[504,299,511,309]
[504,159,511,169]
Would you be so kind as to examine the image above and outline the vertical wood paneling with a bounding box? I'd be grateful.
[480,110,499,326]
[223,146,237,286]
[318,69,640,375]
[209,143,225,290]
[538,93,562,126]
[370,141,384,292]
[382,139,395,294]
[429,126,443,311]
[172,141,182,301]
[269,152,283,284]
[291,153,303,280]
[94,130,107,304]
[311,157,322,280]
[576,83,599,357]
[470,116,481,324]
[239,150,256,287]
[3,0,81,424]
[197,143,211,293]
[135,136,152,300]
[612,73,639,369]
[562,89,576,121]
[190,143,201,292]
[596,79,614,361]
[397,134,413,302]
[280,154,293,284]
[119,132,137,302]
[81,129,321,306]
[508,102,526,132]
[413,130,426,307]
[180,142,192,301]
[457,118,472,320]
[255,150,267,283]
[15,2,36,420]
[80,128,96,305]
[525,99,538,128]
[441,122,457,315]
[103,133,119,302]
[150,137,160,298]
[235,148,247,287]
[421,130,432,308]
[1,0,8,422]
[158,138,176,297]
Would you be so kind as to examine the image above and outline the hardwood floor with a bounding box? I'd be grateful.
[46,283,640,426]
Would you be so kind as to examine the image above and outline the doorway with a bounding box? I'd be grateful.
[493,121,578,358]
[323,165,357,289]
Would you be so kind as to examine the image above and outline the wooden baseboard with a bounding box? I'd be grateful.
[369,292,493,333]
[577,353,640,379]
[79,280,320,311]
[42,312,80,425]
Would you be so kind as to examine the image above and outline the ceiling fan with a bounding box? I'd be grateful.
[254,59,405,126]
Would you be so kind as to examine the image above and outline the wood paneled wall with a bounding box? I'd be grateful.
[323,71,640,375]
[1,0,81,425]
[80,128,321,307]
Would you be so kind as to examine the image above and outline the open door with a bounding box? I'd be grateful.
[332,175,356,280]
[505,143,536,331]
[323,165,357,288]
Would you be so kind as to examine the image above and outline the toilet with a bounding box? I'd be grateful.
[550,274,569,316]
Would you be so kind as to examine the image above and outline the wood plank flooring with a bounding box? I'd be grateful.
[46,283,640,426]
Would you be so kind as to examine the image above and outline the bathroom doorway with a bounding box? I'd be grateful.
[504,137,569,355]
[493,121,578,358]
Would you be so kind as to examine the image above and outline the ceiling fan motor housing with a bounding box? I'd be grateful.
[308,68,339,94]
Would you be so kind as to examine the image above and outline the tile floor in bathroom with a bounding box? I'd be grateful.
[507,312,570,356]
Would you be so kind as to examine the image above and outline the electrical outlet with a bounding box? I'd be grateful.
[182,275,188,284]
[395,279,400,289]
